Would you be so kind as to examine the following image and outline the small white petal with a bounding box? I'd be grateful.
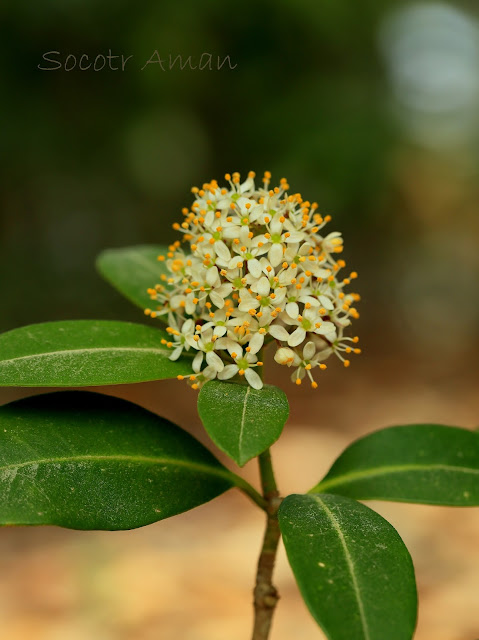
[218,364,239,380]
[303,341,316,360]
[268,324,290,341]
[215,241,231,263]
[192,351,204,373]
[256,276,270,297]
[228,256,242,269]
[248,258,262,279]
[284,232,304,243]
[286,302,299,319]
[239,226,250,244]
[319,295,334,311]
[268,243,283,267]
[270,215,283,235]
[182,319,194,334]
[213,325,227,337]
[209,291,225,308]
[185,298,196,315]
[202,365,218,380]
[206,266,219,286]
[204,210,215,227]
[248,332,264,354]
[249,204,263,222]
[185,335,199,349]
[245,368,263,390]
[299,295,320,307]
[169,346,183,361]
[206,351,225,372]
[273,288,287,303]
[215,283,233,297]
[239,297,259,312]
[288,327,306,347]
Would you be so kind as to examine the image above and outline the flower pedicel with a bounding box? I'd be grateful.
[145,171,360,389]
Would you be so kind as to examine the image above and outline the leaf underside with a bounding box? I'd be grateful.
[96,244,170,312]
[0,391,234,530]
[312,424,479,506]
[0,320,192,386]
[279,493,417,640]
[197,380,289,466]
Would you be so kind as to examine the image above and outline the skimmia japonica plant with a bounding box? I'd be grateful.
[0,171,478,640]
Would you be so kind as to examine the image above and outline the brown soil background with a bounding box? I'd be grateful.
[0,346,478,640]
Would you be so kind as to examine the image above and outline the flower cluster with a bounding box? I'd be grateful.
[145,171,360,390]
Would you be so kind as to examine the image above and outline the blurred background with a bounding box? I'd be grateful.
[1,0,478,638]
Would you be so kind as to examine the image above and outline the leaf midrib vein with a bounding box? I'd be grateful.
[0,454,233,483]
[315,462,479,492]
[238,386,251,461]
[313,495,370,640]
[0,346,192,365]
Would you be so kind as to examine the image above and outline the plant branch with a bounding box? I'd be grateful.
[251,448,282,640]
[234,475,268,511]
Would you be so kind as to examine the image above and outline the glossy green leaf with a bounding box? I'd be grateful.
[96,244,170,311]
[279,493,417,640]
[311,425,479,506]
[0,391,236,530]
[197,380,289,466]
[0,320,192,386]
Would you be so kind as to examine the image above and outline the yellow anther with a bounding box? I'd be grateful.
[311,381,318,389]
[295,378,302,385]
[344,360,350,368]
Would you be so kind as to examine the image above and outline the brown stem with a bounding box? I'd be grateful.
[251,449,282,640]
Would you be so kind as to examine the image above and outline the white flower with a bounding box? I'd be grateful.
[217,346,263,390]
[147,171,360,389]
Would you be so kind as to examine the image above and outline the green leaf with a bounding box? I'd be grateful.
[279,493,417,640]
[311,425,479,506]
[0,391,236,530]
[197,380,289,466]
[0,320,192,386]
[96,244,170,311]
